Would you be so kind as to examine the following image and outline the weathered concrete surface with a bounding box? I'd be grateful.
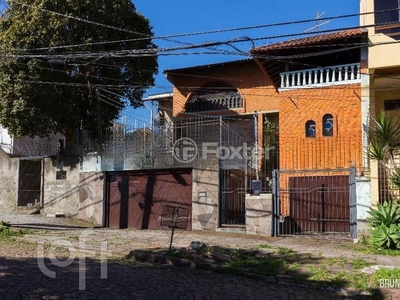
[191,166,219,230]
[42,157,80,218]
[0,149,18,211]
[245,194,272,236]
[78,172,104,226]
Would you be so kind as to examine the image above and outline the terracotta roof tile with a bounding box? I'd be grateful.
[252,28,368,53]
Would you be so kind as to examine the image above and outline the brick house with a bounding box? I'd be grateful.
[164,28,369,236]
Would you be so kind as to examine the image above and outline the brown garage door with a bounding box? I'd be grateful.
[107,169,192,230]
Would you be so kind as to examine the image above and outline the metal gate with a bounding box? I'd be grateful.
[220,169,246,226]
[18,158,43,206]
[272,167,356,238]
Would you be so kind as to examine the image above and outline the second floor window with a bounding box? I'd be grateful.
[305,120,316,138]
[186,81,243,112]
[323,114,334,137]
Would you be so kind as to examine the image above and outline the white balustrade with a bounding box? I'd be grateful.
[280,63,361,89]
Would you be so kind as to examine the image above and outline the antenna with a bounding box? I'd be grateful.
[303,11,331,33]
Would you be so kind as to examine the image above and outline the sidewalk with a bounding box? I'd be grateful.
[2,210,399,270]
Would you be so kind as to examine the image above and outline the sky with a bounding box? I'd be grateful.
[127,0,362,124]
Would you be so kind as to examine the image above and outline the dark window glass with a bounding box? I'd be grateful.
[305,120,316,138]
[323,114,334,137]
[375,0,399,24]
[384,99,400,110]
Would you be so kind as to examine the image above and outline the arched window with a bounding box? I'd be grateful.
[323,114,334,137]
[305,120,316,137]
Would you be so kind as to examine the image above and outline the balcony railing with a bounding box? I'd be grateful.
[280,63,361,89]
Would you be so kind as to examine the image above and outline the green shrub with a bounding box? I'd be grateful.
[367,201,400,227]
[367,201,400,249]
[369,223,400,249]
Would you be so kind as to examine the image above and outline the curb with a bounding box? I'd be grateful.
[127,250,231,273]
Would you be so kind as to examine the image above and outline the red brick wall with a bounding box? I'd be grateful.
[278,84,363,170]
[169,63,363,172]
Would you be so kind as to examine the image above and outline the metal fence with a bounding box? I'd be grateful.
[272,167,357,238]
[93,116,256,173]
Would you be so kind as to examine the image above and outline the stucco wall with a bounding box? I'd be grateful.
[0,150,18,210]
[245,194,272,236]
[78,172,104,226]
[356,176,372,234]
[42,157,80,217]
[191,165,219,230]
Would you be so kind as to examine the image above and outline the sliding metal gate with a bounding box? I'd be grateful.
[272,167,357,238]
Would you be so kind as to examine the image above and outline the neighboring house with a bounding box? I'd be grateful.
[360,0,400,205]
[0,125,65,157]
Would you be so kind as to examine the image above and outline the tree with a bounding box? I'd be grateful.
[0,0,158,138]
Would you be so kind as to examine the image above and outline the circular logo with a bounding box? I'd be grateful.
[173,138,198,163]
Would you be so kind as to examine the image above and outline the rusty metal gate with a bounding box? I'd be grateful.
[106,168,192,230]
[220,169,246,226]
[18,158,43,206]
[272,167,357,238]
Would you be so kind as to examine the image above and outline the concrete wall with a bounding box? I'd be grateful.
[245,194,272,236]
[78,172,104,226]
[191,165,219,231]
[0,150,18,210]
[42,157,80,217]
[42,158,104,225]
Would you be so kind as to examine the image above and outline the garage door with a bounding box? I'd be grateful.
[107,169,192,230]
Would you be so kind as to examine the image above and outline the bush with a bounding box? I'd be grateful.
[367,201,400,249]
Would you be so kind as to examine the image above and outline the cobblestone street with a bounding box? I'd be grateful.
[0,211,393,299]
[0,243,340,300]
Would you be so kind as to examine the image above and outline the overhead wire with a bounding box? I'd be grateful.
[0,2,399,112]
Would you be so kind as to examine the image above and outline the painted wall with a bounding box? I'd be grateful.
[0,149,18,210]
[356,176,372,234]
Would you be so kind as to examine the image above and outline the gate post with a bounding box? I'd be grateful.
[272,170,279,236]
[349,167,357,239]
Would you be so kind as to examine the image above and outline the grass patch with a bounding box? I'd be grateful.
[373,268,400,282]
[0,221,31,239]
[351,258,373,269]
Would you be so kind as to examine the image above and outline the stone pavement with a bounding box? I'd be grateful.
[0,210,399,299]
[2,210,396,269]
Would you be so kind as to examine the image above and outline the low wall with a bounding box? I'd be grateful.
[0,150,18,211]
[245,194,273,236]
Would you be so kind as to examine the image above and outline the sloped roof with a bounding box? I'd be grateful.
[163,59,254,74]
[252,28,368,53]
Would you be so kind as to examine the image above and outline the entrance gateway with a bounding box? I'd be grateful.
[272,167,357,238]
